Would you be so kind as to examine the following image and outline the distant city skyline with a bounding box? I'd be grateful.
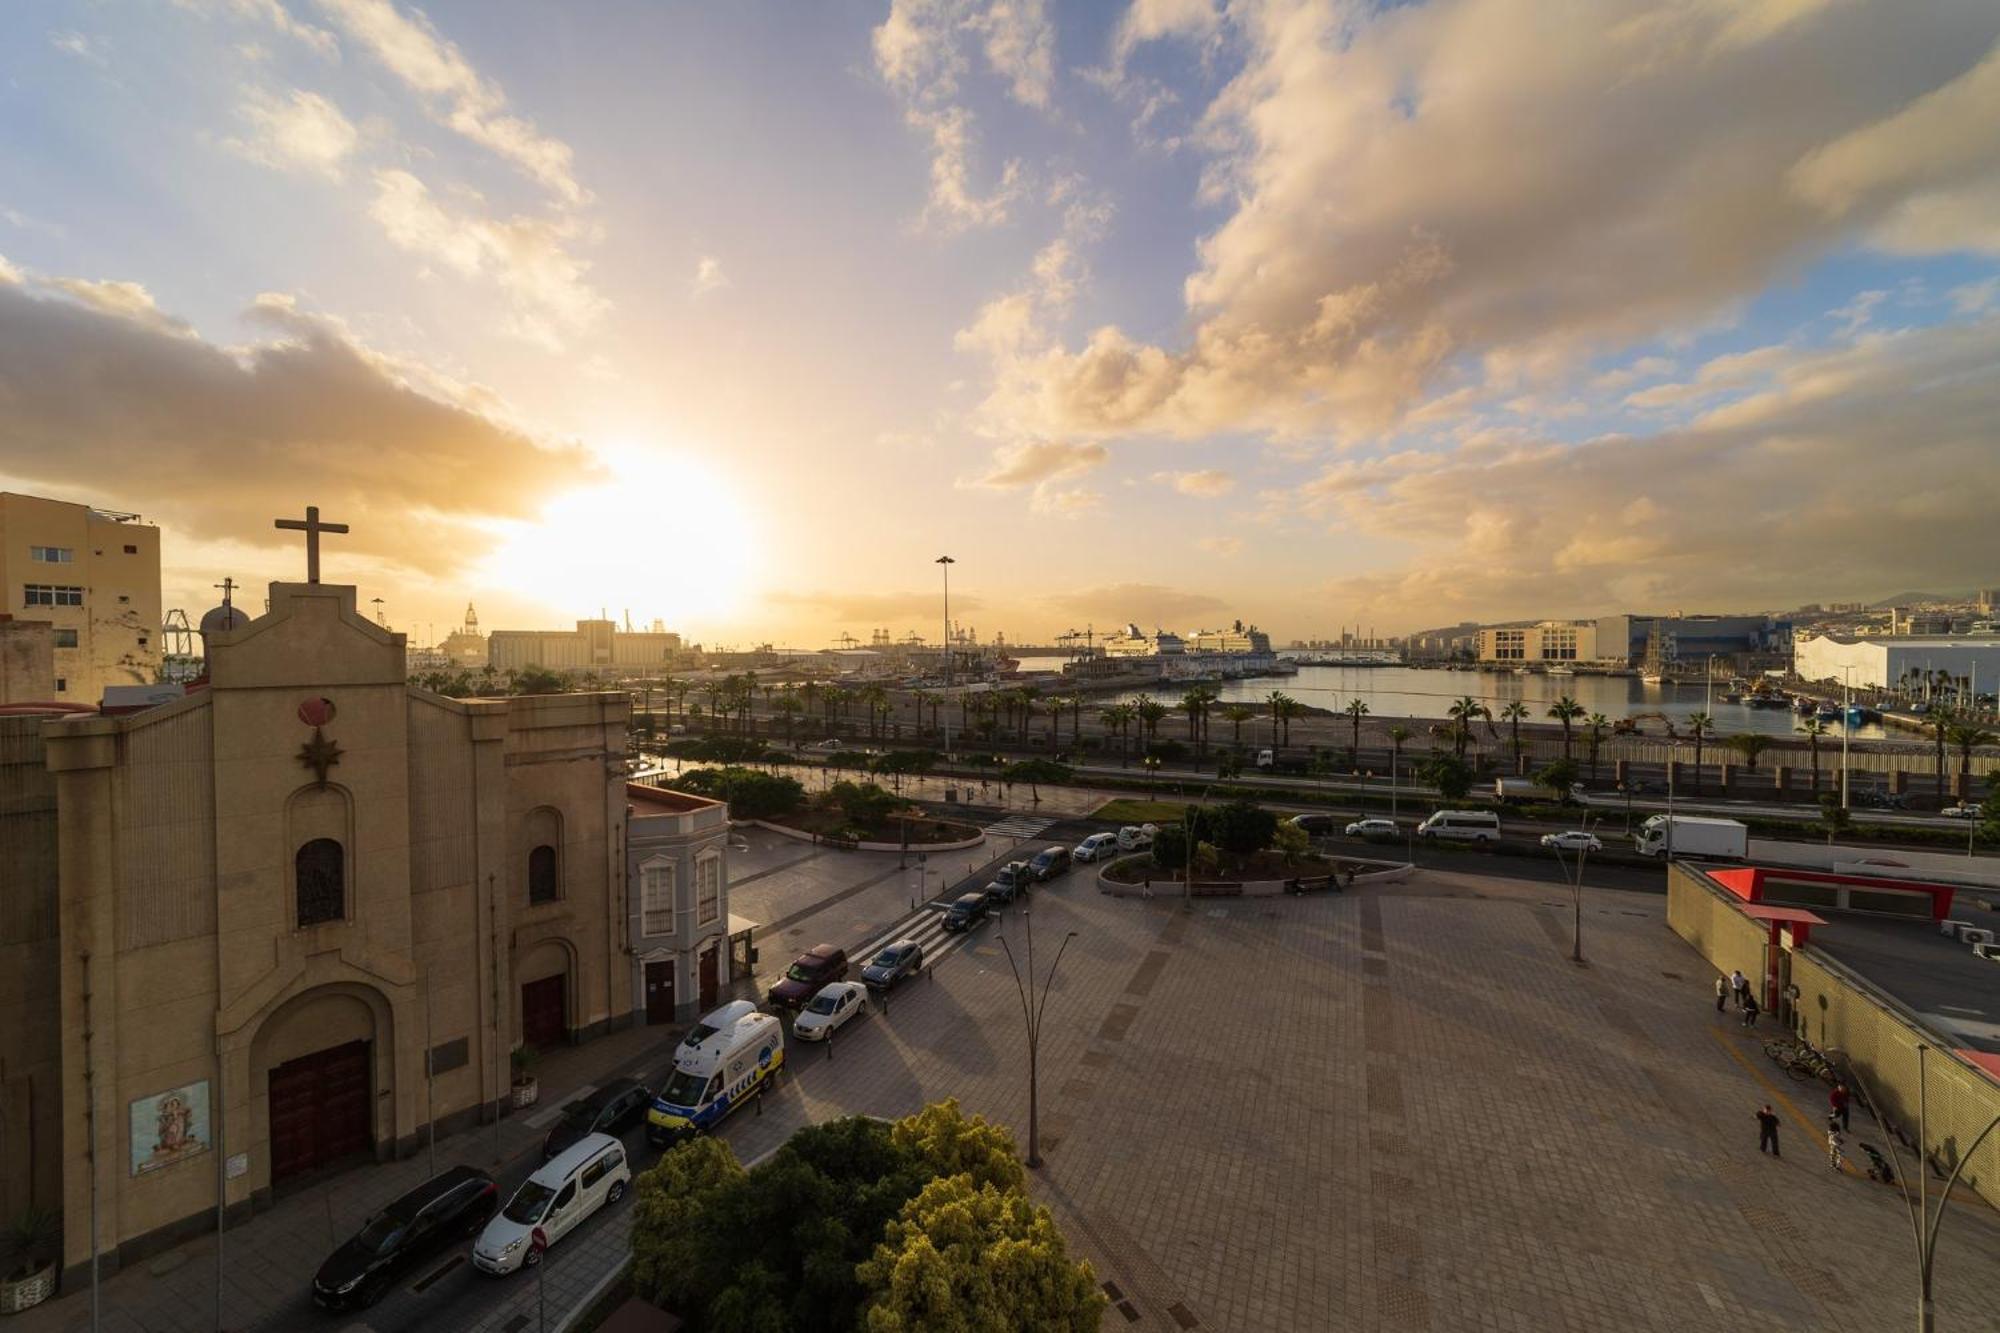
[5,1,2000,646]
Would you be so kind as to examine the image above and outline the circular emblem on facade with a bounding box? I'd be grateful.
[758,1045,773,1069]
[297,697,337,727]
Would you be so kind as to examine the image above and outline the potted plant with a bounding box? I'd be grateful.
[0,1207,60,1313]
[510,1045,540,1109]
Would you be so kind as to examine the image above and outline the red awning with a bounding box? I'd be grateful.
[1956,1050,2000,1083]
[1739,904,1827,925]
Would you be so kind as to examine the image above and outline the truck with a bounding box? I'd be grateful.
[1494,777,1583,804]
[1633,814,1747,860]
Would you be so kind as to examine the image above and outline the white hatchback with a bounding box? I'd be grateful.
[1539,830,1602,852]
[1344,818,1399,839]
[473,1134,629,1275]
[792,981,869,1042]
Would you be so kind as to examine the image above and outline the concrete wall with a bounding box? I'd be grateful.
[1663,860,1772,999]
[0,617,56,703]
[0,716,61,1220]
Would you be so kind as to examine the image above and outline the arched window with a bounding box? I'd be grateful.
[296,838,345,926]
[529,844,560,905]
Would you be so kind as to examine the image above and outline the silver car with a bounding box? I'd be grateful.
[861,939,923,989]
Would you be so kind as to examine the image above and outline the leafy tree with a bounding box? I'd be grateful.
[872,749,939,786]
[515,666,571,695]
[1724,732,1774,773]
[1533,757,1580,803]
[888,1099,1026,1194]
[1927,705,1955,793]
[1151,822,1190,871]
[629,1136,746,1316]
[1417,751,1475,802]
[1386,724,1412,772]
[1686,712,1714,788]
[668,767,805,819]
[1815,791,1854,845]
[856,1175,1106,1333]
[1946,722,1997,786]
[1546,695,1585,760]
[1583,713,1609,781]
[1975,798,2000,847]
[826,780,904,826]
[1272,818,1311,863]
[1197,798,1278,857]
[1002,759,1074,801]
[1133,697,1170,743]
[1142,738,1187,763]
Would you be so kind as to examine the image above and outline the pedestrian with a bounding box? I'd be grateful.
[1830,1083,1851,1132]
[1827,1116,1845,1171]
[1714,976,1728,1013]
[1757,1105,1781,1156]
[1730,969,1748,1008]
[1741,992,1759,1027]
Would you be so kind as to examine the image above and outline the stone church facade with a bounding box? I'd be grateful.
[9,580,639,1282]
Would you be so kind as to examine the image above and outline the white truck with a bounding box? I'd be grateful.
[1634,814,1747,860]
[1495,776,1584,803]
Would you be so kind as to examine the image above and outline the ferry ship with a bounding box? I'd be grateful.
[1077,619,1285,683]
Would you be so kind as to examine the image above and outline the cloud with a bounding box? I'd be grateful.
[771,589,983,622]
[369,169,605,347]
[1622,345,1795,411]
[1301,319,2000,626]
[42,277,194,338]
[971,439,1107,487]
[873,0,1056,229]
[1196,535,1242,556]
[50,30,106,65]
[1110,0,1220,69]
[172,0,339,58]
[1029,486,1100,516]
[967,0,2000,444]
[226,88,359,181]
[1043,583,1226,626]
[1154,468,1234,497]
[0,254,22,286]
[691,255,728,299]
[315,0,586,207]
[0,272,598,577]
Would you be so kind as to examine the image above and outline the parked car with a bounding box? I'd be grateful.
[473,1136,629,1276]
[313,1166,499,1309]
[1073,832,1120,862]
[541,1077,652,1162]
[1942,803,1983,820]
[767,944,849,1010]
[942,891,990,932]
[792,981,870,1042]
[861,939,924,989]
[1117,823,1158,852]
[1344,818,1399,840]
[1539,830,1603,853]
[804,738,845,752]
[984,878,1019,906]
[1288,813,1337,835]
[992,860,1034,894]
[1028,845,1072,880]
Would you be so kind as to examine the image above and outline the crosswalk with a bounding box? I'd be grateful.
[983,814,1055,839]
[852,900,991,978]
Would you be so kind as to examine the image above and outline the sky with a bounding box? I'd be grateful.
[4,0,2000,650]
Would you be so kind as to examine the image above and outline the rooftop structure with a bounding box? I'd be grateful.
[1793,632,2000,693]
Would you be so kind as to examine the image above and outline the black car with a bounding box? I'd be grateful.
[541,1077,652,1161]
[1027,846,1071,880]
[312,1165,498,1309]
[942,891,990,933]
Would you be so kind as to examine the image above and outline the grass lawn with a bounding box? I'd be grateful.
[1090,798,1194,823]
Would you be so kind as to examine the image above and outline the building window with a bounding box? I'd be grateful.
[24,584,83,607]
[641,863,676,936]
[529,844,560,904]
[54,678,66,693]
[122,544,138,554]
[296,838,345,926]
[53,629,78,648]
[695,854,721,926]
[29,546,73,563]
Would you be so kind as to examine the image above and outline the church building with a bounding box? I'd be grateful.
[6,551,645,1284]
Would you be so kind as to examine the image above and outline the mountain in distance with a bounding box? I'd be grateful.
[1867,591,1970,608]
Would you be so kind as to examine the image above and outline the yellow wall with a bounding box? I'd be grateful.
[0,492,162,702]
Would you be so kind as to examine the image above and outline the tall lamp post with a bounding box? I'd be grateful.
[936,556,955,756]
[1549,814,1597,963]
[1840,665,1853,815]
[996,907,1079,1171]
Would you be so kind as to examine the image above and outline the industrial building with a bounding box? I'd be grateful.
[0,491,161,703]
[487,618,683,673]
[1477,620,1600,663]
[1793,633,2000,693]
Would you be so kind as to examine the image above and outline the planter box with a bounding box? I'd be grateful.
[511,1078,540,1109]
[0,1263,57,1314]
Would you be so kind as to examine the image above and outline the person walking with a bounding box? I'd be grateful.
[1830,1083,1851,1132]
[1741,991,1759,1027]
[1757,1105,1781,1156]
[1730,969,1749,1008]
[1827,1116,1846,1172]
[1715,976,1728,1012]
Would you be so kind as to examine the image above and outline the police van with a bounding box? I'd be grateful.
[647,1002,785,1147]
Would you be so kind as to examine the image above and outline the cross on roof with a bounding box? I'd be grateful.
[274,506,349,584]
[213,576,236,609]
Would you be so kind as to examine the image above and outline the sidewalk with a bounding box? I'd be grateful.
[11,1014,707,1333]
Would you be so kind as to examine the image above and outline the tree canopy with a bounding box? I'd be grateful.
[668,767,805,819]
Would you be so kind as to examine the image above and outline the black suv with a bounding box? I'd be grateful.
[312,1165,499,1309]
[541,1077,653,1161]
[942,891,990,933]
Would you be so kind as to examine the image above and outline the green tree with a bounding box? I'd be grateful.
[1796,718,1829,792]
[1927,705,1955,794]
[888,1098,1027,1194]
[1197,797,1279,858]
[1546,695,1584,761]
[1098,703,1135,766]
[1002,759,1073,802]
[1724,732,1774,773]
[668,767,805,819]
[1222,704,1257,747]
[1446,696,1488,758]
[1417,751,1475,802]
[629,1136,746,1317]
[516,666,570,695]
[1272,818,1311,864]
[1686,712,1714,789]
[1946,721,1997,788]
[856,1175,1106,1333]
[1815,790,1854,845]
[1386,724,1412,773]
[1974,798,2000,847]
[1343,697,1370,766]
[1133,697,1170,744]
[1583,713,1609,781]
[825,780,904,826]
[1533,757,1580,804]
[1151,822,1191,872]
[1498,701,1529,758]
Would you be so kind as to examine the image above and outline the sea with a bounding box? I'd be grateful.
[1009,657,1892,740]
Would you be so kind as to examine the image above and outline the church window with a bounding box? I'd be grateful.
[296,838,345,926]
[695,853,721,926]
[641,863,675,936]
[529,844,560,905]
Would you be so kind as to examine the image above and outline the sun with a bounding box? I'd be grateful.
[482,444,757,629]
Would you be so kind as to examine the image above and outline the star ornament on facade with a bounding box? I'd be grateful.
[297,728,343,787]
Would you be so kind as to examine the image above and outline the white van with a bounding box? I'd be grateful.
[1117,823,1158,852]
[647,1005,785,1147]
[1415,810,1501,843]
[473,1134,629,1275]
[1255,749,1275,769]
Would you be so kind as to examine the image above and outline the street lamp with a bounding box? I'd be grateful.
[1548,813,1598,964]
[1840,665,1853,815]
[937,556,955,756]
[996,908,1079,1170]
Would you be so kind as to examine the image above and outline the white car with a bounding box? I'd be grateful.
[1344,818,1398,839]
[474,1135,628,1275]
[1540,830,1603,852]
[1116,824,1158,852]
[1073,832,1120,862]
[805,738,845,752]
[791,981,869,1042]
[1941,804,1982,820]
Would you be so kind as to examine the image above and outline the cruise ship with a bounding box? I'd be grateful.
[1074,620,1282,684]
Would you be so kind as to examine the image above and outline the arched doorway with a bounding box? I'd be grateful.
[250,986,388,1187]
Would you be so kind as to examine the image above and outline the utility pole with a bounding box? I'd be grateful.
[1841,666,1853,815]
[937,556,955,756]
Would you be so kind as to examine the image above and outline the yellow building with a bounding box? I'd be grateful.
[4,575,647,1283]
[1477,619,1601,663]
[0,492,161,703]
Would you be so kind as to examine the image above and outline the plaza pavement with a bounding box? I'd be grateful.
[21,820,2000,1332]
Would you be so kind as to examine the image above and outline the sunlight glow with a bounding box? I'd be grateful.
[481,444,757,630]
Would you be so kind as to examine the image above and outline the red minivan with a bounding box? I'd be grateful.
[767,943,849,1010]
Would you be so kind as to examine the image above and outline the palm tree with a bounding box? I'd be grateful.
[1584,713,1609,781]
[1498,701,1529,758]
[774,694,803,746]
[1265,691,1299,746]
[1687,712,1713,789]
[702,682,727,732]
[1796,718,1829,792]
[1547,695,1585,761]
[1100,702,1135,765]
[1446,696,1488,758]
[860,684,890,739]
[1387,724,1412,770]
[1343,698,1370,765]
[1928,706,1955,796]
[1724,732,1774,772]
[1222,704,1256,747]
[1947,721,1997,789]
[1135,697,1170,744]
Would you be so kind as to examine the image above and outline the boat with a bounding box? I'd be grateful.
[1545,665,1574,676]
[1815,704,1841,722]
[1641,672,1665,685]
[1794,697,1817,715]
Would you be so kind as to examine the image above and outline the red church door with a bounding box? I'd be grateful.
[268,1040,372,1185]
[521,975,567,1048]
